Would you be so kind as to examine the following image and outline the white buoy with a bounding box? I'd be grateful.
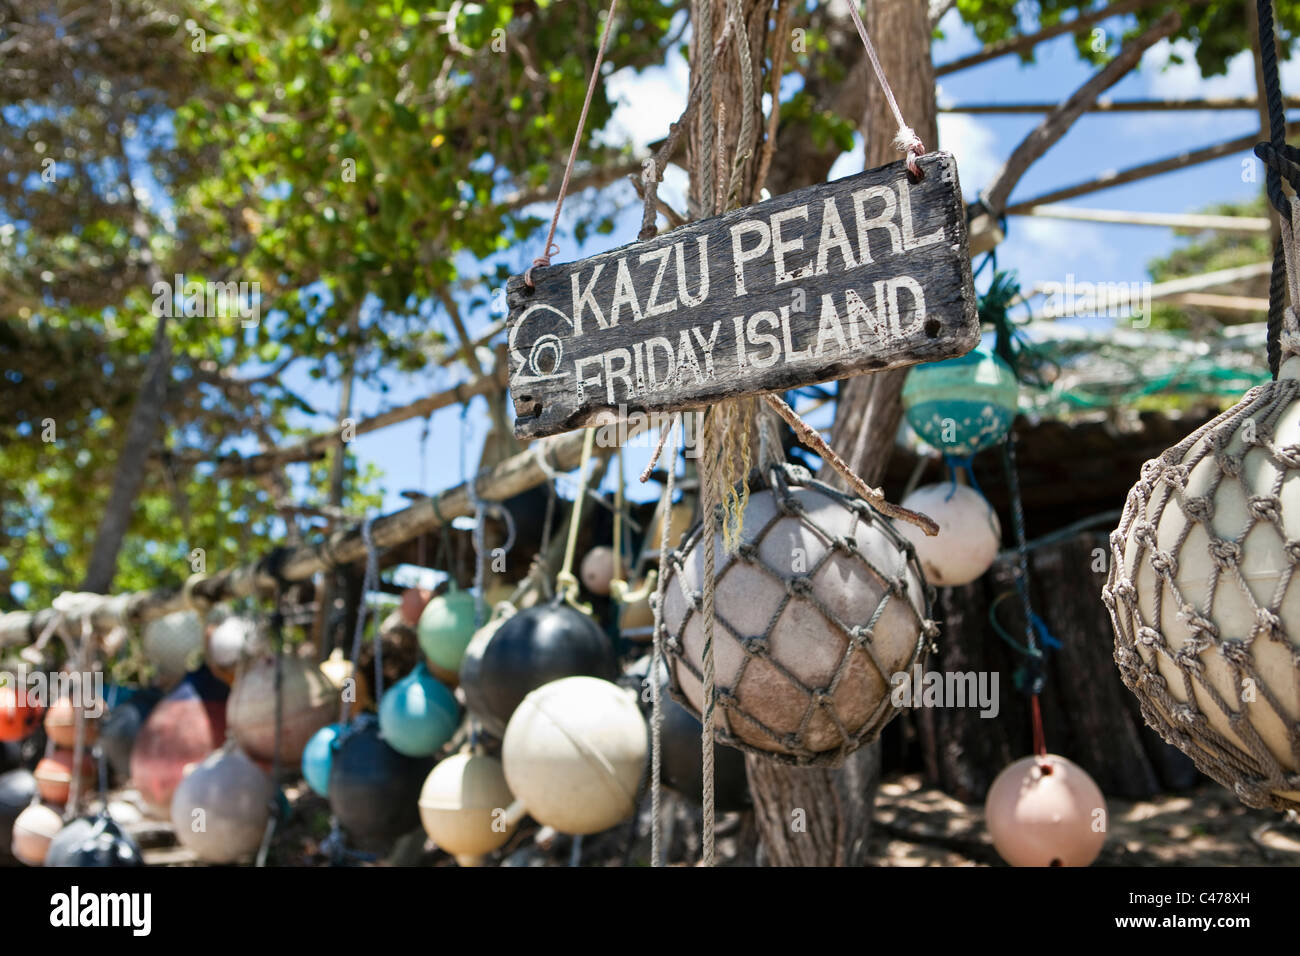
[502,676,646,835]
[170,743,274,864]
[580,546,616,596]
[208,616,258,673]
[143,611,204,685]
[896,483,1001,587]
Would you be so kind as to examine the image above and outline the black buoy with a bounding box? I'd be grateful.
[0,740,21,775]
[100,688,163,785]
[460,600,617,737]
[44,812,143,867]
[623,657,749,812]
[328,714,432,852]
[0,769,37,866]
[657,677,750,812]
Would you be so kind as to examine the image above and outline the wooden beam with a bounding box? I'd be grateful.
[940,96,1300,114]
[1025,261,1272,320]
[0,422,632,649]
[1004,129,1293,215]
[205,357,508,478]
[981,12,1180,217]
[934,0,1164,77]
[1167,292,1270,313]
[1017,205,1272,234]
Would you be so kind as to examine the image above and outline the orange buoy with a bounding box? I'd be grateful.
[0,685,43,743]
[34,750,96,806]
[400,588,434,628]
[44,696,100,749]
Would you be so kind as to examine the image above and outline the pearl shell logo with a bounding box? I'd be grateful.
[509,303,574,387]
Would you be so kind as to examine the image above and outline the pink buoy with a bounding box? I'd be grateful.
[579,546,615,596]
[985,753,1107,867]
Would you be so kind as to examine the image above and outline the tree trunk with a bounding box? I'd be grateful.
[743,0,938,867]
[82,133,178,594]
[81,311,172,593]
[911,533,1198,800]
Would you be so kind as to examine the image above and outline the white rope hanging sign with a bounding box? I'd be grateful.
[504,4,979,446]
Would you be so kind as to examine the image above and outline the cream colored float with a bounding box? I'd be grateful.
[418,751,517,866]
[1107,338,1300,809]
[897,483,1001,587]
[11,803,63,866]
[227,654,336,763]
[579,546,615,596]
[500,676,647,835]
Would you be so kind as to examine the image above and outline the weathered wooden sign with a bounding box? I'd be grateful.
[506,151,978,439]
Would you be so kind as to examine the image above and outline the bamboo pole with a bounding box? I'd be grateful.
[0,421,636,650]
[1168,292,1270,314]
[1017,205,1272,233]
[940,96,1300,114]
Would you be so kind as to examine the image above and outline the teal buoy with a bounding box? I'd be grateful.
[378,662,459,757]
[902,348,1019,457]
[301,722,343,797]
[417,587,479,673]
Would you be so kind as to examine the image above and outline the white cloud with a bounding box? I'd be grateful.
[599,51,690,153]
[937,113,1003,198]
[1142,38,1300,104]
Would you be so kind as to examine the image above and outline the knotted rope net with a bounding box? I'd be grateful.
[1104,376,1300,812]
[662,461,937,769]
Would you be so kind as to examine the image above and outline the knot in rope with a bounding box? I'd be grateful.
[1183,496,1215,523]
[1252,609,1283,641]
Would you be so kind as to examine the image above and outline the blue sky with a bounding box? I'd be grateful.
[282,9,1290,536]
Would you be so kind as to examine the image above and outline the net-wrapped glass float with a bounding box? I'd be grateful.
[1105,204,1300,811]
[1105,369,1300,810]
[662,464,937,767]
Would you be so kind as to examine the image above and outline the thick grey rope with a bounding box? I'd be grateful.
[698,410,722,866]
[725,0,756,208]
[695,0,716,218]
[650,413,681,867]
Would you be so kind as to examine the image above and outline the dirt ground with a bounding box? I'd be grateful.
[871,773,1300,867]
[119,771,1300,866]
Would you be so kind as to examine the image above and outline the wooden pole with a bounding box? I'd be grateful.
[981,12,1181,217]
[934,0,1163,77]
[1004,129,1296,215]
[0,422,636,649]
[1017,205,1272,234]
[940,96,1300,114]
[204,356,508,479]
[1025,260,1273,321]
